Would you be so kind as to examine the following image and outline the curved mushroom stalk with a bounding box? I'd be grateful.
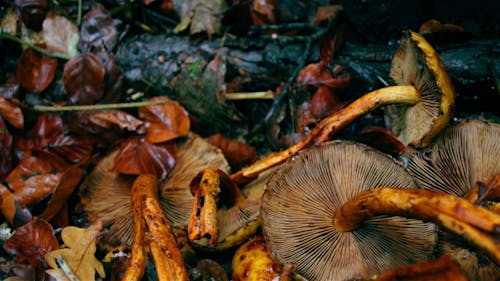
[231,30,455,185]
[188,168,261,251]
[334,187,500,265]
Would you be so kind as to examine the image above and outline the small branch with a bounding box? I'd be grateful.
[55,255,80,281]
[0,32,72,60]
[224,90,274,100]
[34,100,168,112]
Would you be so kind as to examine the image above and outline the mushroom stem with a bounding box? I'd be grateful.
[121,175,150,281]
[143,193,189,281]
[188,168,221,247]
[231,85,419,184]
[335,187,500,264]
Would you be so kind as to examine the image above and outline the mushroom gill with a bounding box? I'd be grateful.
[80,133,229,249]
[260,141,437,281]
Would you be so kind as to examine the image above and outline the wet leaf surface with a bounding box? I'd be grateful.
[111,136,176,178]
[16,47,58,93]
[139,96,190,143]
[0,117,13,181]
[80,3,117,50]
[3,218,58,269]
[0,96,24,129]
[206,133,257,171]
[63,53,105,105]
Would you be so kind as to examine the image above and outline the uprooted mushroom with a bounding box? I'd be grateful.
[406,119,500,280]
[230,29,455,185]
[187,29,456,251]
[80,133,229,249]
[260,141,437,281]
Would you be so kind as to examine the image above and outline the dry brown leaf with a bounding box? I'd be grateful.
[173,0,228,36]
[42,11,79,58]
[0,96,24,129]
[45,223,105,281]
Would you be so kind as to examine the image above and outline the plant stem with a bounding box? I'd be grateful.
[34,100,168,112]
[0,32,71,60]
[224,91,274,100]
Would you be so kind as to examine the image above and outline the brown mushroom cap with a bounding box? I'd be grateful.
[386,30,455,147]
[260,141,437,281]
[80,133,229,248]
[407,120,500,197]
[407,119,500,280]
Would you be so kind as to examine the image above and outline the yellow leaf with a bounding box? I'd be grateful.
[45,223,105,281]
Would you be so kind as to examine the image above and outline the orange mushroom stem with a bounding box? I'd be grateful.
[335,187,500,264]
[188,168,222,247]
[121,175,151,281]
[230,86,419,184]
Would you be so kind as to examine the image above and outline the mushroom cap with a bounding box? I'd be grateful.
[386,30,455,147]
[80,133,229,248]
[407,120,500,197]
[260,141,437,281]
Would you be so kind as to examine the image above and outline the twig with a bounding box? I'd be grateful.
[224,90,274,100]
[0,32,72,60]
[55,254,80,281]
[33,100,168,112]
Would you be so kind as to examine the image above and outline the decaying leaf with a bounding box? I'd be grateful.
[16,46,58,93]
[6,152,66,206]
[139,96,190,143]
[111,136,176,179]
[250,0,276,26]
[0,183,16,222]
[45,223,105,281]
[3,217,59,269]
[173,0,228,36]
[310,86,344,119]
[63,53,105,105]
[0,96,24,129]
[80,3,117,50]
[296,62,350,88]
[41,165,84,221]
[42,12,79,58]
[0,117,13,181]
[14,0,49,31]
[206,134,257,170]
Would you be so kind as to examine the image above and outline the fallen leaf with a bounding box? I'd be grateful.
[313,5,343,26]
[3,217,59,269]
[296,62,350,88]
[6,151,65,206]
[0,96,24,129]
[45,223,105,281]
[206,134,257,170]
[43,11,80,58]
[173,0,228,36]
[16,46,58,93]
[32,114,64,149]
[311,86,345,119]
[94,50,123,104]
[111,136,176,179]
[41,165,84,221]
[250,0,276,26]
[139,96,190,143]
[0,117,13,181]
[0,183,15,222]
[48,134,93,164]
[14,0,49,31]
[8,264,53,281]
[356,126,405,156]
[80,3,117,50]
[63,53,105,105]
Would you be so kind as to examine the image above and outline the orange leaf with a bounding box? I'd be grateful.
[0,183,15,222]
[0,96,24,129]
[111,137,176,178]
[3,217,59,269]
[6,152,65,206]
[139,96,190,143]
[296,62,350,88]
[206,134,257,170]
[16,46,58,93]
[311,86,344,118]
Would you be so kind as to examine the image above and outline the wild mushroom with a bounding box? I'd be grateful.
[80,133,230,249]
[231,30,455,184]
[406,119,500,280]
[260,141,437,281]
